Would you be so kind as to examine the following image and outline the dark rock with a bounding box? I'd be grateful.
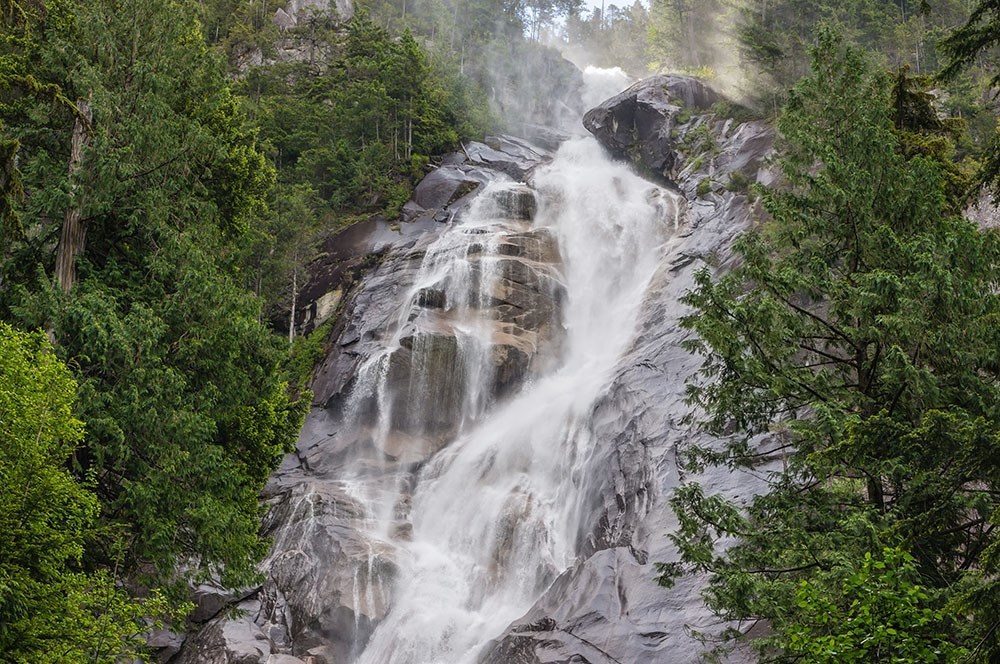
[415,287,446,309]
[146,626,187,663]
[412,166,483,210]
[464,141,539,181]
[488,184,538,221]
[583,74,723,182]
[175,604,272,664]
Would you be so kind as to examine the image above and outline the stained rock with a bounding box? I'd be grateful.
[175,605,272,664]
[487,184,538,221]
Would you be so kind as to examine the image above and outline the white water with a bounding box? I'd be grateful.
[346,138,683,664]
[581,65,633,110]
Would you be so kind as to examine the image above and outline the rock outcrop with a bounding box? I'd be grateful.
[176,136,563,664]
[584,74,728,184]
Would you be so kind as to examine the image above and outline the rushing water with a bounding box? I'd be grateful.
[339,137,683,664]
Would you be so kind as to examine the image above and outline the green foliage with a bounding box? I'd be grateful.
[737,1,964,90]
[647,0,727,71]
[0,0,307,592]
[940,0,1000,201]
[725,170,751,192]
[0,321,185,663]
[940,0,1000,87]
[669,30,1000,660]
[564,1,650,75]
[241,10,488,224]
[284,317,338,393]
[779,547,965,663]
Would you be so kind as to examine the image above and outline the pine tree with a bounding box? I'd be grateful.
[666,29,1000,660]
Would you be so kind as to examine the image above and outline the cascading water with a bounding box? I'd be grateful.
[339,138,683,664]
[177,66,775,664]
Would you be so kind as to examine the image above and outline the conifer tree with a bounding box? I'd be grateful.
[666,29,1000,660]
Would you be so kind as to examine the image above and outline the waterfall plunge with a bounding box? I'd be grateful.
[345,138,683,664]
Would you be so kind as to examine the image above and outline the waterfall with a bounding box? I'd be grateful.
[176,68,775,664]
[341,138,683,664]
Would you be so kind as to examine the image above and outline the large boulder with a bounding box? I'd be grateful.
[583,75,722,182]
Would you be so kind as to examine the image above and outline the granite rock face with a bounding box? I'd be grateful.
[176,136,563,663]
[477,80,775,664]
[176,79,775,664]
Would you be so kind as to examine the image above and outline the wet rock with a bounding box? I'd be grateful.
[488,184,537,221]
[289,139,549,342]
[412,167,483,210]
[386,329,467,439]
[415,287,446,309]
[516,124,574,151]
[175,604,272,664]
[476,77,777,664]
[252,482,396,664]
[464,141,541,181]
[583,74,723,183]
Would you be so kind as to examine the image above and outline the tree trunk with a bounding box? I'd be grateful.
[289,266,297,344]
[55,98,93,293]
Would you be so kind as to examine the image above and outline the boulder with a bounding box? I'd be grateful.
[583,74,722,182]
[175,605,272,664]
[411,167,483,211]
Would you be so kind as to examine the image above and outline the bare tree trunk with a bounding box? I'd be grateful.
[289,266,297,344]
[55,98,93,293]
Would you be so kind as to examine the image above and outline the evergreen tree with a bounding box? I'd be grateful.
[665,29,1000,660]
[0,321,181,663]
[1,0,306,589]
[941,0,1000,200]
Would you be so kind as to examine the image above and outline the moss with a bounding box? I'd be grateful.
[449,180,478,203]
[284,317,338,393]
[696,178,713,197]
[683,122,719,157]
[726,170,751,192]
[710,100,761,123]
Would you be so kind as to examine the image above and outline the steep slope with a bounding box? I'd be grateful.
[175,76,774,664]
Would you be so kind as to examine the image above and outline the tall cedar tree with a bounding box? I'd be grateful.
[665,30,1000,661]
[0,0,306,589]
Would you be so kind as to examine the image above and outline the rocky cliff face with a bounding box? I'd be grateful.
[175,136,563,664]
[174,76,775,664]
